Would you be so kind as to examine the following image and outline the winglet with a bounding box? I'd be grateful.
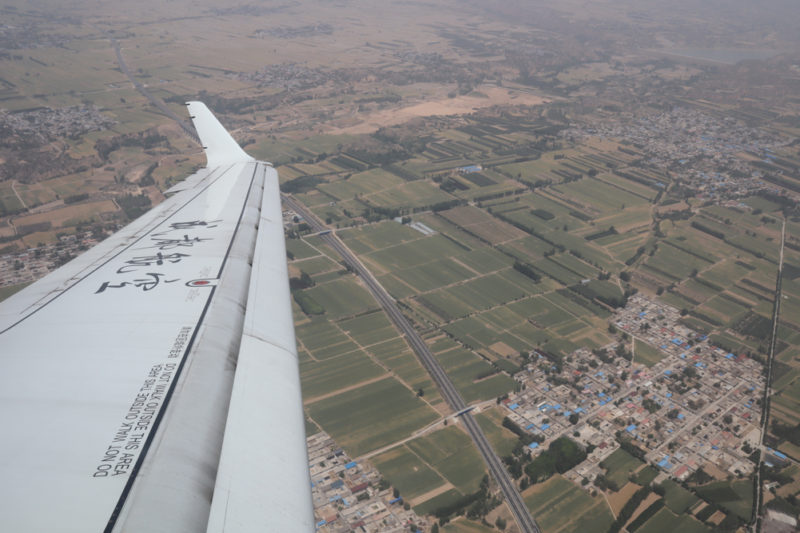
[186,101,254,168]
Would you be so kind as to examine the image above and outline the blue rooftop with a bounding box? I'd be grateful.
[540,424,550,430]
[528,442,539,449]
[626,424,637,433]
[345,461,357,469]
[509,403,519,410]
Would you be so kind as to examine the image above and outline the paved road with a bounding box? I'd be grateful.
[284,196,540,533]
[111,36,200,144]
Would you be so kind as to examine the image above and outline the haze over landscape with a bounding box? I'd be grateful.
[2,0,800,531]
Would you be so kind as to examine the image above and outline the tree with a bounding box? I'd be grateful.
[569,413,580,425]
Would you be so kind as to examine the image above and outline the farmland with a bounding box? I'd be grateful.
[3,0,800,528]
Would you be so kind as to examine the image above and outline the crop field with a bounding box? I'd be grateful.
[340,221,421,253]
[634,339,667,367]
[371,446,447,500]
[440,205,528,244]
[14,200,118,229]
[523,475,613,533]
[306,377,438,457]
[392,257,477,293]
[601,448,644,488]
[694,480,752,519]
[518,192,592,231]
[337,311,397,346]
[292,255,339,276]
[474,408,519,457]
[434,347,516,403]
[367,180,456,209]
[302,276,378,319]
[363,233,467,272]
[7,5,799,526]
[636,508,710,533]
[633,466,659,486]
[661,479,700,514]
[441,519,494,533]
[295,320,359,359]
[286,238,321,260]
[554,177,650,214]
[407,426,486,493]
[300,349,385,401]
[318,168,404,201]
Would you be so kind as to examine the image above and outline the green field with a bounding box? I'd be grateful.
[694,479,753,520]
[523,475,614,533]
[337,311,398,346]
[441,518,495,533]
[303,276,379,318]
[306,377,438,456]
[407,426,486,493]
[296,320,359,359]
[434,347,517,403]
[634,339,667,367]
[474,409,519,457]
[661,479,700,514]
[635,507,710,533]
[633,466,659,486]
[372,446,447,500]
[300,349,385,400]
[601,448,645,488]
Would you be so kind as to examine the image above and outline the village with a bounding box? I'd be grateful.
[307,432,429,533]
[503,294,767,488]
[563,107,794,203]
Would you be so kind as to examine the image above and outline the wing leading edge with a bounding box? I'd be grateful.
[0,103,313,532]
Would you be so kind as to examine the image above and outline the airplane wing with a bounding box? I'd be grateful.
[0,102,313,532]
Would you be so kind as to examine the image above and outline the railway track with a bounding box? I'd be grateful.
[284,196,540,533]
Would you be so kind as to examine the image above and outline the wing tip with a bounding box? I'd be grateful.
[185,102,254,168]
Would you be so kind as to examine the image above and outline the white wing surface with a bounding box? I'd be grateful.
[0,102,313,532]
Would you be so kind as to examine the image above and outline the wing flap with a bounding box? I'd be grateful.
[206,165,314,532]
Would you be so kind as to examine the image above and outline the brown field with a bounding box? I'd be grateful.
[607,481,641,516]
[626,492,661,525]
[329,87,548,135]
[440,206,527,245]
[13,201,118,229]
